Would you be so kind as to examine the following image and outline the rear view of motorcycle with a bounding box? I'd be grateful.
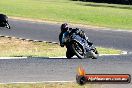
[0,14,11,29]
[61,31,99,59]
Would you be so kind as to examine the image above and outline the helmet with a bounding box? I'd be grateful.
[60,23,68,32]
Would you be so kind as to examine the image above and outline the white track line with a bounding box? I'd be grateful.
[121,51,128,54]
[0,51,128,59]
[0,57,28,59]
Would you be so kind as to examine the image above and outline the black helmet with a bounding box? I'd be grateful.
[61,23,68,32]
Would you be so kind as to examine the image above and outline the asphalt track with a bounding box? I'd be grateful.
[0,19,132,88]
[0,55,132,88]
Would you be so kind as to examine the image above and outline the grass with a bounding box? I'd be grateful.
[0,37,121,57]
[0,37,66,57]
[97,47,121,54]
[0,83,101,88]
[0,0,132,29]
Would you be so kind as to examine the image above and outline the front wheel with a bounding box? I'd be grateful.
[71,41,86,59]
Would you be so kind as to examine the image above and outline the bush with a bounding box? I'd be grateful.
[75,0,132,5]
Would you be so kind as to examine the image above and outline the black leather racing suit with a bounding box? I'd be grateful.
[59,28,92,47]
[0,14,8,27]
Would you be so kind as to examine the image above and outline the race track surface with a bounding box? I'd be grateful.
[0,19,132,88]
[0,55,132,88]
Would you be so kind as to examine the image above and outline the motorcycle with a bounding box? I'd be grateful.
[61,31,99,59]
[0,14,11,29]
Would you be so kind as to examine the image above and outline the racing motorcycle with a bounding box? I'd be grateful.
[61,31,99,59]
[0,14,11,29]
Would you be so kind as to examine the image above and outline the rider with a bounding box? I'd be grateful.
[0,14,8,27]
[59,23,93,47]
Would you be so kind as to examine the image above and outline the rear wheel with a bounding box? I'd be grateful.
[71,41,85,59]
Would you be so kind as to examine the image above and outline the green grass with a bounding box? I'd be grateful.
[0,0,132,29]
[97,47,121,54]
[0,83,101,88]
[0,37,121,57]
[0,37,66,57]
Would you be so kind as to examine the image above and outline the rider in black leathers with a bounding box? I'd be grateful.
[59,23,93,47]
[0,14,8,27]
